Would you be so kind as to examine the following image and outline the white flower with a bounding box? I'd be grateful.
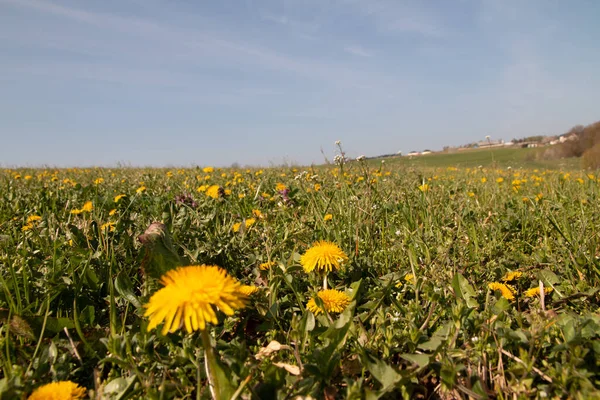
[294,171,308,180]
[356,155,366,161]
[335,140,341,145]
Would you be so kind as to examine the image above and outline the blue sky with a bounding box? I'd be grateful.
[1,0,599,167]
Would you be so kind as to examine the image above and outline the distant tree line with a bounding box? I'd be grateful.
[535,121,600,169]
[511,135,546,144]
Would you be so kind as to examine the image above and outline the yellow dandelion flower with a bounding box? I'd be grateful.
[232,218,256,233]
[71,201,92,215]
[323,214,333,222]
[418,184,429,192]
[27,215,42,223]
[259,261,276,271]
[114,194,126,203]
[404,273,415,284]
[300,241,348,274]
[28,380,86,400]
[203,166,214,173]
[307,289,351,315]
[109,208,117,216]
[238,193,246,199]
[94,177,104,185]
[252,209,263,218]
[206,185,222,199]
[275,182,287,191]
[100,222,116,232]
[314,183,322,191]
[501,271,523,282]
[81,201,93,212]
[524,286,553,298]
[488,282,516,300]
[496,177,504,183]
[239,285,259,296]
[136,186,146,194]
[144,265,247,335]
[21,223,33,232]
[481,177,487,183]
[468,192,475,197]
[224,189,232,196]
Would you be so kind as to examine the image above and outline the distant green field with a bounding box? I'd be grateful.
[370,147,581,170]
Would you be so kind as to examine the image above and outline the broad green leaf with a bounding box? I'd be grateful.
[28,316,75,336]
[417,337,442,351]
[78,305,95,327]
[114,274,142,309]
[492,297,511,315]
[360,351,403,391]
[305,311,315,332]
[537,269,559,286]
[210,352,237,400]
[348,279,364,301]
[103,375,137,400]
[451,273,478,308]
[400,353,430,369]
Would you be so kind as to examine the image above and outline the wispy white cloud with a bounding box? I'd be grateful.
[0,0,398,91]
[344,45,372,57]
[0,0,164,36]
[333,0,445,37]
[260,12,289,25]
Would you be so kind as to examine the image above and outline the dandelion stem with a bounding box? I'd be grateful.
[323,274,328,290]
[201,329,221,400]
[539,280,545,312]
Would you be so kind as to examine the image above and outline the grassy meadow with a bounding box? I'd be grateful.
[369,147,581,170]
[1,150,599,399]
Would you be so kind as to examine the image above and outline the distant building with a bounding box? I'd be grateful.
[407,151,420,156]
[475,139,505,148]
